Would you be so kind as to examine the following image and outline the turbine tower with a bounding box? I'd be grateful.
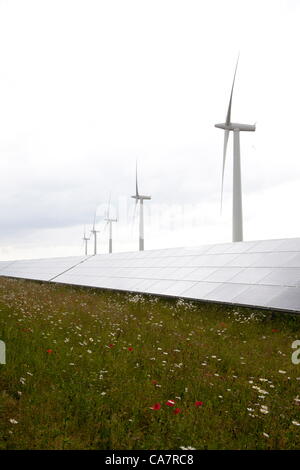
[90,212,100,255]
[131,163,151,251]
[82,226,90,256]
[104,194,117,254]
[215,57,256,242]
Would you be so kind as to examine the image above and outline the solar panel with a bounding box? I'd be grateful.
[0,256,88,281]
[203,282,251,303]
[1,237,300,313]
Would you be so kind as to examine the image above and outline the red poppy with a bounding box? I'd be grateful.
[173,408,181,414]
[47,349,53,354]
[108,344,114,348]
[128,347,133,351]
[150,403,161,410]
[272,329,279,333]
[151,380,158,385]
[166,400,175,407]
[195,401,203,407]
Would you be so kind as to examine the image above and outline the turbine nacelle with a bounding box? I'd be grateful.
[131,195,151,201]
[215,123,256,132]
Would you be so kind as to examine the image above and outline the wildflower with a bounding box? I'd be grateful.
[195,401,203,407]
[263,433,270,438]
[150,403,161,410]
[128,347,133,351]
[46,349,53,354]
[173,408,181,414]
[292,420,300,426]
[9,419,18,424]
[151,380,158,385]
[278,370,286,374]
[166,400,175,407]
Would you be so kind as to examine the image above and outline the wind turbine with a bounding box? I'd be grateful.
[131,162,151,251]
[215,56,256,242]
[82,226,90,256]
[104,194,117,254]
[90,211,100,255]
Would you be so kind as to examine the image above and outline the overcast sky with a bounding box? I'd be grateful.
[0,0,300,260]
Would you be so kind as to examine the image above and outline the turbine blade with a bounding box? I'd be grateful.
[135,160,139,197]
[221,129,230,212]
[116,199,119,221]
[226,55,239,125]
[107,193,111,219]
[92,211,97,231]
[130,197,138,235]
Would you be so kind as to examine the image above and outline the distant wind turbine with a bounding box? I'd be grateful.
[215,56,256,242]
[131,162,151,251]
[90,212,100,255]
[104,194,117,254]
[82,226,90,256]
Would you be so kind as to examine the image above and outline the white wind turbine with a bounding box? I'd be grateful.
[215,57,256,242]
[131,162,151,251]
[90,211,100,255]
[104,194,117,254]
[82,226,90,256]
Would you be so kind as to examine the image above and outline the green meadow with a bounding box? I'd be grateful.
[0,276,300,450]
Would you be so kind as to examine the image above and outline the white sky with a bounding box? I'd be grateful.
[0,0,300,260]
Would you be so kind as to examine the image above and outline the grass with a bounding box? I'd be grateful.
[0,276,300,450]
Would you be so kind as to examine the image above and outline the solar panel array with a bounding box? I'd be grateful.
[1,238,300,313]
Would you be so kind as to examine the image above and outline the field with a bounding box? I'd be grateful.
[0,276,300,450]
